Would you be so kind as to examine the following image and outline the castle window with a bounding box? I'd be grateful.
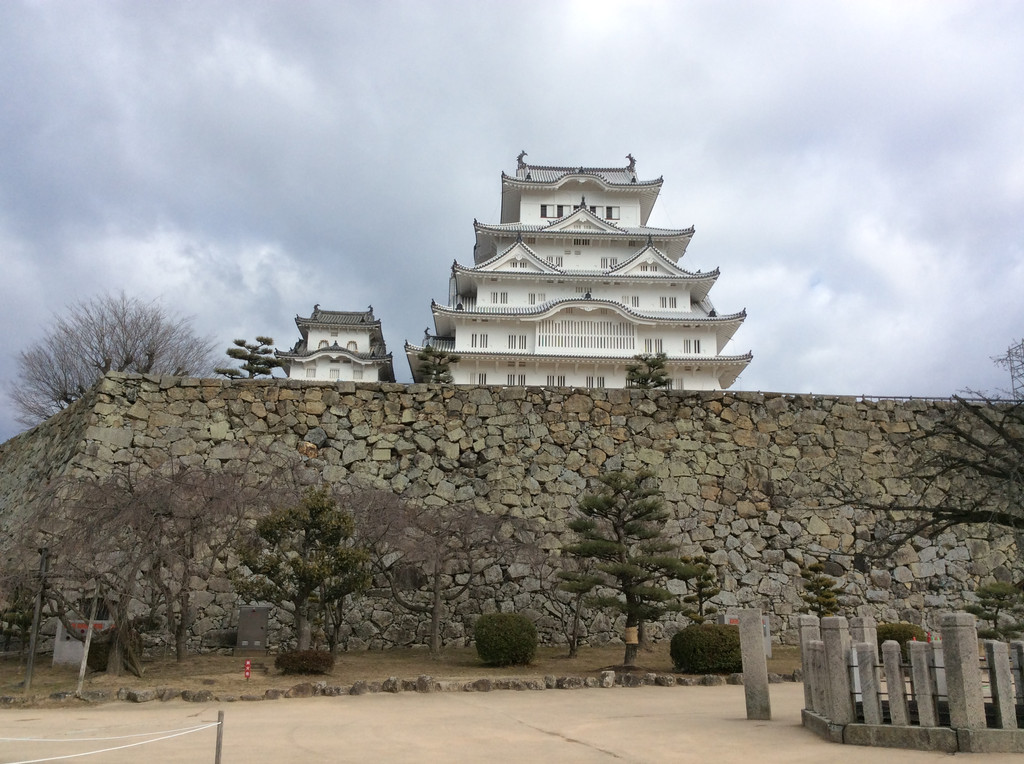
[605,206,620,220]
[471,333,489,349]
[318,340,329,349]
[478,373,488,384]
[305,367,316,378]
[573,238,591,247]
[329,368,340,380]
[644,338,664,353]
[353,367,363,380]
[546,375,566,386]
[347,340,358,351]
[660,296,677,308]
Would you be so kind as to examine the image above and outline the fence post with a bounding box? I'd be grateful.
[856,642,883,724]
[1010,641,1024,704]
[984,640,1018,730]
[215,709,224,764]
[882,640,909,725]
[909,641,938,727]
[821,616,855,725]
[940,613,985,730]
[798,615,820,711]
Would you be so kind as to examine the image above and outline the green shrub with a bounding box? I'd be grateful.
[670,623,742,674]
[876,622,928,660]
[474,613,537,667]
[275,649,335,675]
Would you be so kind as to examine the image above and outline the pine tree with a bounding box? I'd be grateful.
[965,581,1024,639]
[235,488,370,651]
[417,344,460,383]
[799,563,842,617]
[679,556,720,625]
[626,352,670,389]
[215,336,284,378]
[563,469,688,667]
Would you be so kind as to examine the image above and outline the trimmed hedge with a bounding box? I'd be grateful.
[670,624,742,674]
[275,649,335,675]
[876,622,927,660]
[474,613,537,667]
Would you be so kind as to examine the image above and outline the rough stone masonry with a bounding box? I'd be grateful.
[0,373,1020,651]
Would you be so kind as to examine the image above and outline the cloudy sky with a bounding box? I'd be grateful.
[1,0,1022,442]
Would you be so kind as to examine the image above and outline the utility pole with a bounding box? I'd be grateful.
[24,547,49,692]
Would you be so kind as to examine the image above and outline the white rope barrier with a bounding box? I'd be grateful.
[0,723,218,742]
[4,721,220,764]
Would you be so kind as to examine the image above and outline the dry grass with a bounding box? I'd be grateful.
[1,644,801,700]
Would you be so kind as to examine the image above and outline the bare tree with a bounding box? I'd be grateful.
[834,393,1023,553]
[10,291,215,425]
[16,462,254,673]
[143,465,254,661]
[359,498,507,655]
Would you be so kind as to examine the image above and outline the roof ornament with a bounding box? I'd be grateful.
[517,150,528,170]
[580,195,587,207]
[626,153,636,172]
[313,303,320,312]
[516,231,523,243]
[647,234,653,247]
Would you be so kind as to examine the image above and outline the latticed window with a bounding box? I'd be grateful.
[537,317,635,351]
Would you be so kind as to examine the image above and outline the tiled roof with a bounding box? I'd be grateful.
[453,258,717,282]
[404,343,752,365]
[431,297,746,324]
[474,221,694,238]
[505,155,661,187]
[276,346,391,362]
[295,305,380,328]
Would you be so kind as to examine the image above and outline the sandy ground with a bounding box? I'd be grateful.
[1,683,1016,763]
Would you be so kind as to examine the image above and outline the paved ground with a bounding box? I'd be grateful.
[2,683,1017,763]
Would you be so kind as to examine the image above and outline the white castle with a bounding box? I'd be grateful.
[277,305,395,382]
[405,153,751,389]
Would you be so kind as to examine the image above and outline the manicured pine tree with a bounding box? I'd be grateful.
[416,344,461,383]
[625,352,670,389]
[215,336,284,378]
[563,469,688,667]
[799,563,842,617]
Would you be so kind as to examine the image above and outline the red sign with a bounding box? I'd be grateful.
[244,659,251,679]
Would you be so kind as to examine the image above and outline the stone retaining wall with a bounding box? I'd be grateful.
[1,374,1020,651]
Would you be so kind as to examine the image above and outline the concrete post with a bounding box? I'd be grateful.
[797,615,820,710]
[881,640,909,726]
[821,616,855,725]
[850,616,879,662]
[1010,641,1024,704]
[856,642,882,724]
[808,640,829,716]
[940,613,985,730]
[984,640,1018,730]
[909,641,938,727]
[739,609,771,720]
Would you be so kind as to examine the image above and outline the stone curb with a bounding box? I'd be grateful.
[1,671,800,708]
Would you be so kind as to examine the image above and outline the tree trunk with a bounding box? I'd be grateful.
[174,590,191,662]
[429,570,443,655]
[295,608,312,651]
[567,595,585,659]
[623,642,639,667]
